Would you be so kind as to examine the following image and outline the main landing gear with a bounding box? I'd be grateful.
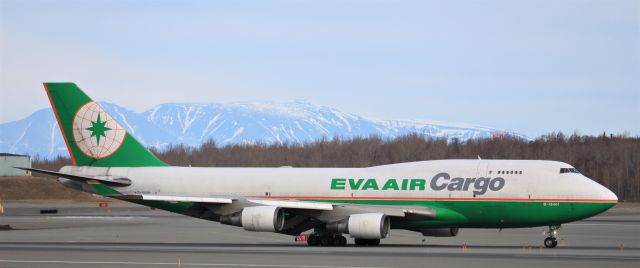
[354,238,380,246]
[306,233,381,247]
[544,225,561,248]
[307,233,347,247]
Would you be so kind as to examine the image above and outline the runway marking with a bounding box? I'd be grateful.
[0,260,385,268]
[510,255,640,261]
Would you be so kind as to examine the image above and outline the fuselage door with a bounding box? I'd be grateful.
[476,159,490,178]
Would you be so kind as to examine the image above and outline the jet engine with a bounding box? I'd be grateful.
[420,228,459,237]
[220,206,285,232]
[326,213,390,239]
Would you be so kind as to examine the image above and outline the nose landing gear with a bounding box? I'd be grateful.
[544,237,557,248]
[543,225,561,248]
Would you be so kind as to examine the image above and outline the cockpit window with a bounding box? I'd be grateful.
[560,168,580,174]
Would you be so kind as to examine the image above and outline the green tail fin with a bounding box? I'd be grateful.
[44,82,168,167]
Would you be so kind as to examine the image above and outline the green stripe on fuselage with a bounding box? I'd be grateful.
[305,199,615,229]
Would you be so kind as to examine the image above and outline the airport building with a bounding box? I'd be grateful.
[0,153,31,176]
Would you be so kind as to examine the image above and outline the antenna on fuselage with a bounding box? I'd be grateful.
[478,155,482,160]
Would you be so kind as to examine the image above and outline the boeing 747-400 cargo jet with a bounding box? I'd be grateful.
[20,83,618,248]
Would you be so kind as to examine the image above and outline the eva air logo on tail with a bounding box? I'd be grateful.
[72,101,126,159]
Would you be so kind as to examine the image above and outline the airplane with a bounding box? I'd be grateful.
[19,82,618,248]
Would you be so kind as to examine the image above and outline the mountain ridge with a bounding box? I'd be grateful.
[0,101,527,159]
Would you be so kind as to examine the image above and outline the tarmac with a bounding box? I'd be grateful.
[0,201,639,268]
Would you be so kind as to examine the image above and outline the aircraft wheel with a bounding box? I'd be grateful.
[333,235,347,247]
[544,237,557,248]
[320,236,334,247]
[354,238,380,246]
[307,234,320,246]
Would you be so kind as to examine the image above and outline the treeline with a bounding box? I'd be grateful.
[34,133,640,201]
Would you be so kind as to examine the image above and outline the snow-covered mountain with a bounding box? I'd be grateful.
[0,101,526,159]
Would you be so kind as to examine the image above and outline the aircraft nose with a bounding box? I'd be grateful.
[590,177,618,203]
[602,186,618,202]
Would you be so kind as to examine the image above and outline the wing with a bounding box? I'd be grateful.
[112,194,332,210]
[113,194,436,236]
[22,167,436,229]
[119,194,434,218]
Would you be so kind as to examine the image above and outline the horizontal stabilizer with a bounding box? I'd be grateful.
[13,167,132,186]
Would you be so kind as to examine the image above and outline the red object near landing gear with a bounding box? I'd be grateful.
[295,234,308,242]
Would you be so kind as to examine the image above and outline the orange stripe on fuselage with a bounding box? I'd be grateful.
[259,196,618,203]
[44,83,77,165]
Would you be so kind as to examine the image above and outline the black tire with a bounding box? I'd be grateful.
[333,235,347,247]
[544,237,557,248]
[354,238,381,246]
[320,236,334,247]
[307,235,320,246]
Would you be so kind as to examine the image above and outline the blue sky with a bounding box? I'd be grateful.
[1,0,638,137]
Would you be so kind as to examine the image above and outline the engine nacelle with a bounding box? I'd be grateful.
[347,213,390,239]
[420,228,459,237]
[240,206,285,232]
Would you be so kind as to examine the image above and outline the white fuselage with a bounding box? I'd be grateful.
[60,159,617,202]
